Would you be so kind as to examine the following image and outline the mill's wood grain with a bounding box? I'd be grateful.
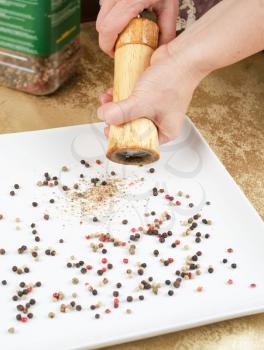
[106,17,160,165]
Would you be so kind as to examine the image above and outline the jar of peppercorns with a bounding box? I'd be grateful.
[0,1,80,95]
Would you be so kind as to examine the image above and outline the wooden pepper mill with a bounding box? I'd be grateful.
[106,15,160,165]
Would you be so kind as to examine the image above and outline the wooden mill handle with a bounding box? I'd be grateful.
[106,17,160,165]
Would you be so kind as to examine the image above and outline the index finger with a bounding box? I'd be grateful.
[97,0,154,56]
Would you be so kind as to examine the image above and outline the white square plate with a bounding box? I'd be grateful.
[0,119,263,350]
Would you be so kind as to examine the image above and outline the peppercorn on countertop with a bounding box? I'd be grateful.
[0,22,263,350]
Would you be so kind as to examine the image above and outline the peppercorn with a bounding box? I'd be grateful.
[116,283,122,288]
[27,313,33,319]
[35,281,41,287]
[81,268,87,274]
[122,219,128,225]
[222,258,228,263]
[8,327,15,334]
[93,217,98,222]
[195,237,201,243]
[35,236,40,242]
[168,290,174,296]
[165,280,171,285]
[24,267,30,273]
[138,269,144,276]
[43,214,49,220]
[10,191,15,196]
[95,313,100,319]
[205,233,210,239]
[139,295,144,301]
[0,248,6,255]
[1,279,7,286]
[149,168,155,173]
[208,267,214,273]
[231,263,237,269]
[92,289,98,296]
[32,202,38,207]
[189,203,194,208]
[49,199,55,204]
[76,305,82,311]
[127,296,133,302]
[102,248,107,254]
[107,263,113,269]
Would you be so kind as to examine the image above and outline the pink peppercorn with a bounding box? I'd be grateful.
[168,258,174,263]
[196,286,203,292]
[101,258,107,264]
[176,201,181,206]
[250,283,256,288]
[123,258,128,264]
[21,317,28,323]
[105,308,111,314]
[102,267,107,272]
[227,248,233,253]
[131,228,136,233]
[86,265,93,270]
[227,279,233,285]
[175,240,181,245]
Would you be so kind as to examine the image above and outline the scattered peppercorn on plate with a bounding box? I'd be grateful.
[0,119,263,350]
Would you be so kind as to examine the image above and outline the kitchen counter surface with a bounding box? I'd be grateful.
[0,22,263,350]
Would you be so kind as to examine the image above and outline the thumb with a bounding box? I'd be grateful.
[97,95,155,125]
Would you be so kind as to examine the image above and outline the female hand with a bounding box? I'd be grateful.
[96,0,179,57]
[97,45,205,144]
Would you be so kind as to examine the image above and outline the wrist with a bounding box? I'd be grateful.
[167,35,214,85]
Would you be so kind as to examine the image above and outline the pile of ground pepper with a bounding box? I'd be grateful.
[70,176,125,219]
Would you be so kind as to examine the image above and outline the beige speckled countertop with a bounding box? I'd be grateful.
[0,23,263,350]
